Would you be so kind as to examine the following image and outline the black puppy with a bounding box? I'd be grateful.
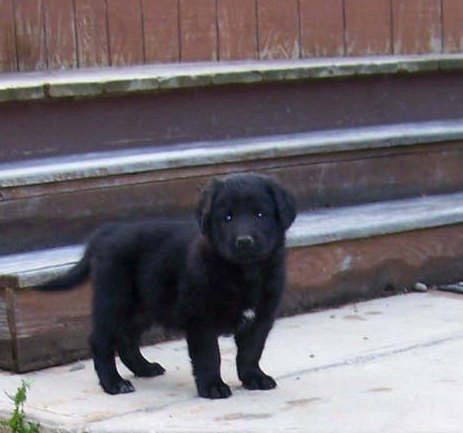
[39,173,296,398]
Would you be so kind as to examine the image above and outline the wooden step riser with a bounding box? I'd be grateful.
[2,222,463,372]
[2,140,463,255]
[3,70,463,163]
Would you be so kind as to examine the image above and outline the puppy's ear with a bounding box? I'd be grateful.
[196,177,222,234]
[267,178,296,230]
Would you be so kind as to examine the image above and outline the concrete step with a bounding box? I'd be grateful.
[1,291,462,433]
[2,119,463,254]
[2,192,463,372]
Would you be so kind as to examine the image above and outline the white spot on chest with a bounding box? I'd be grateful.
[242,308,256,322]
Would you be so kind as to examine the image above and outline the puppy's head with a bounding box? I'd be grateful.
[197,173,296,263]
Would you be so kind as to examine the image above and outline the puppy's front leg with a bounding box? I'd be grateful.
[235,319,277,390]
[186,327,232,399]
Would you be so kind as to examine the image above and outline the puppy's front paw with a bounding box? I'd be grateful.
[102,378,135,395]
[197,379,232,399]
[241,371,277,390]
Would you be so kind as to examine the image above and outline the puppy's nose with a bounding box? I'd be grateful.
[235,235,255,249]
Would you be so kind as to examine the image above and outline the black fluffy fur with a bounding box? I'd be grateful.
[38,173,296,398]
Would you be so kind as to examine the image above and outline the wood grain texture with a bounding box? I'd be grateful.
[392,0,442,54]
[0,289,14,368]
[257,0,299,59]
[442,0,463,53]
[14,0,47,71]
[0,0,17,71]
[345,0,392,55]
[217,0,257,60]
[284,224,463,314]
[43,0,78,69]
[179,0,217,61]
[10,282,91,371]
[299,0,344,57]
[107,0,144,65]
[75,0,110,67]
[142,0,179,63]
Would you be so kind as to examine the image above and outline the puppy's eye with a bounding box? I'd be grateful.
[256,211,264,219]
[224,213,233,223]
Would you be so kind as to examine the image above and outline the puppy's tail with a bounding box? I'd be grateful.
[37,249,91,291]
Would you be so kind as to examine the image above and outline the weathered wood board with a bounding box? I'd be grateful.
[2,0,461,71]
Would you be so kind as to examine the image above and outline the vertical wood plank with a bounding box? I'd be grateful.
[345,0,392,55]
[257,0,299,59]
[75,0,110,67]
[142,0,179,63]
[107,0,144,66]
[442,0,463,53]
[14,0,47,71]
[0,0,17,71]
[179,0,217,61]
[43,0,78,69]
[217,0,257,60]
[392,0,442,54]
[299,0,344,57]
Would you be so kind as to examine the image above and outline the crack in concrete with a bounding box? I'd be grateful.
[279,331,463,380]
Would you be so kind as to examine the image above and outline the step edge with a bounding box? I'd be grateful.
[2,119,463,188]
[1,54,463,103]
[2,192,463,288]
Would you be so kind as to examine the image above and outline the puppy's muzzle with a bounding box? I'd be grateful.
[235,235,255,250]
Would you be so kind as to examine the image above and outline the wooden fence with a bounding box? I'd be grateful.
[1,0,462,73]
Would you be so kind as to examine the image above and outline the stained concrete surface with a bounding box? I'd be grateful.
[1,291,463,432]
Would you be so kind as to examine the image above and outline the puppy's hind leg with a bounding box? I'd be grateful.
[90,335,135,395]
[118,328,165,378]
[90,264,135,395]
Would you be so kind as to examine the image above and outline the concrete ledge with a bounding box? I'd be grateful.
[1,292,463,433]
[1,54,463,102]
[288,192,463,248]
[2,191,463,289]
[2,119,463,188]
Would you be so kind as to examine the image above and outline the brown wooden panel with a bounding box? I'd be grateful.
[142,0,179,63]
[75,0,110,67]
[5,72,463,164]
[217,0,257,60]
[43,0,78,69]
[392,0,442,54]
[107,0,144,65]
[443,0,463,53]
[14,0,47,71]
[345,0,392,55]
[257,0,299,59]
[0,0,17,71]
[284,224,463,314]
[299,0,344,57]
[179,0,217,61]
[0,288,14,369]
[11,283,91,372]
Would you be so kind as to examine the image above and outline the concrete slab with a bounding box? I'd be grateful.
[1,291,463,432]
[2,54,463,102]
